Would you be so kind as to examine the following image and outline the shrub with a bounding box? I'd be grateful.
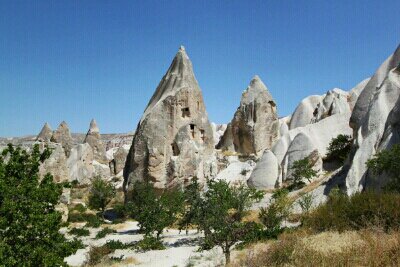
[70,203,87,213]
[69,227,90,237]
[95,227,117,239]
[303,190,400,232]
[0,144,81,266]
[289,158,317,190]
[104,240,128,250]
[87,245,113,266]
[68,212,102,228]
[197,180,264,264]
[325,134,352,163]
[134,236,165,251]
[298,192,314,214]
[259,188,292,237]
[88,176,116,219]
[127,181,184,240]
[178,177,202,233]
[367,144,400,192]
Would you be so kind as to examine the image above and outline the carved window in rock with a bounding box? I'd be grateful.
[269,101,277,113]
[190,124,195,138]
[171,142,180,156]
[182,107,190,118]
[200,129,205,142]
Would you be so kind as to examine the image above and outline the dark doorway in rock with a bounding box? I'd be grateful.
[190,124,195,138]
[200,129,205,141]
[182,107,190,118]
[171,142,180,156]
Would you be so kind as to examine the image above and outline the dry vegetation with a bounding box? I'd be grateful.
[230,229,400,267]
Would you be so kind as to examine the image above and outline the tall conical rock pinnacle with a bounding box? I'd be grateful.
[83,119,107,163]
[124,46,217,192]
[51,121,73,157]
[36,122,53,142]
[217,75,279,155]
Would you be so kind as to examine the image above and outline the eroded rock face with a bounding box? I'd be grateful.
[311,89,350,123]
[36,123,53,142]
[110,145,130,175]
[83,119,107,163]
[124,46,217,191]
[217,76,279,156]
[289,95,323,130]
[350,45,400,132]
[67,143,95,184]
[39,143,70,183]
[248,150,279,189]
[345,47,400,194]
[51,121,74,157]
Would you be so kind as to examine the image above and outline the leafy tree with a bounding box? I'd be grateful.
[197,180,264,264]
[127,181,184,241]
[0,144,82,266]
[259,188,292,236]
[367,144,400,192]
[326,134,352,163]
[88,176,116,219]
[178,177,203,234]
[289,158,317,190]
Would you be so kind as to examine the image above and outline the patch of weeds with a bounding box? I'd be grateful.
[95,227,117,239]
[68,213,102,228]
[69,203,87,213]
[69,227,90,237]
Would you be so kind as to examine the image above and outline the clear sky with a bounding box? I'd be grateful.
[1,0,399,136]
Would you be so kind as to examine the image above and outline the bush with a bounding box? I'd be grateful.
[325,134,352,163]
[0,144,81,266]
[104,240,128,250]
[367,144,400,192]
[68,212,102,228]
[70,203,87,213]
[127,181,184,240]
[303,190,400,232]
[87,245,113,266]
[95,227,117,239]
[69,227,90,237]
[259,188,292,237]
[289,158,317,190]
[178,177,202,233]
[88,177,116,219]
[298,192,314,214]
[134,236,165,251]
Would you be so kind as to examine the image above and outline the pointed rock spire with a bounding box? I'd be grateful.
[36,122,53,142]
[124,46,216,191]
[84,119,107,163]
[217,75,279,155]
[51,121,73,157]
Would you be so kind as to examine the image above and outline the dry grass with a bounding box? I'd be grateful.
[230,229,400,267]
[93,256,139,267]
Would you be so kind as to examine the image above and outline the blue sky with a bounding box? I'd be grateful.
[1,0,399,136]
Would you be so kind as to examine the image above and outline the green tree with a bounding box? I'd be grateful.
[88,176,116,219]
[127,181,184,241]
[197,180,264,265]
[178,177,202,234]
[326,134,352,163]
[259,188,292,236]
[0,144,82,266]
[289,158,318,190]
[367,144,400,192]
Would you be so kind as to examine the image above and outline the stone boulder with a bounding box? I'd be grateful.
[51,121,74,157]
[36,122,53,142]
[83,119,107,163]
[248,150,279,189]
[289,95,323,130]
[67,143,95,184]
[124,46,217,191]
[217,75,279,156]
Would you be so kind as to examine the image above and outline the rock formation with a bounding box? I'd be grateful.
[66,143,95,184]
[51,121,74,157]
[38,143,70,183]
[345,45,400,194]
[123,46,217,191]
[83,119,107,163]
[217,76,279,155]
[248,114,352,189]
[311,89,350,123]
[289,95,323,130]
[36,122,53,142]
